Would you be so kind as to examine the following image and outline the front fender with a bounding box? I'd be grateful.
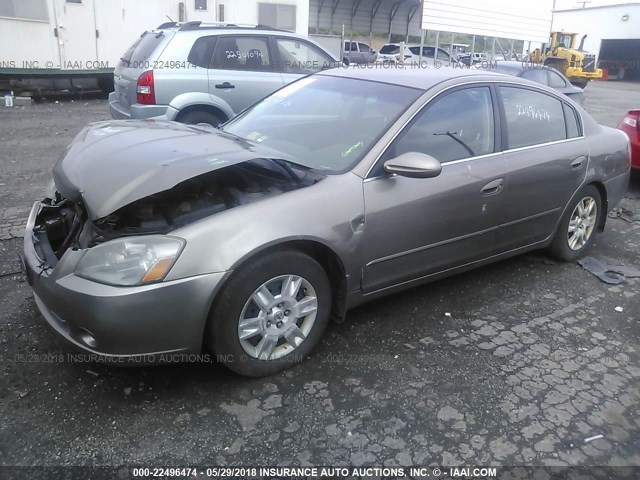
[166,173,366,291]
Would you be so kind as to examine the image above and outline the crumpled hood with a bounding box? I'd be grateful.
[53,120,266,219]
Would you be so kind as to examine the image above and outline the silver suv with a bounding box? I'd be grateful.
[109,21,339,126]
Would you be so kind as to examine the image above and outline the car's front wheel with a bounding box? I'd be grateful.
[549,185,602,261]
[207,250,331,377]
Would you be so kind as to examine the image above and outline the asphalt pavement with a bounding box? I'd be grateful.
[0,82,639,468]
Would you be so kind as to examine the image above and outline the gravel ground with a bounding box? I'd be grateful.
[0,81,639,469]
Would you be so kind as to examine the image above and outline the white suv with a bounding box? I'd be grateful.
[376,43,459,66]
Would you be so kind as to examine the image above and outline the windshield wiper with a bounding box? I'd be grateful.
[220,130,310,183]
[433,131,475,157]
[260,157,304,185]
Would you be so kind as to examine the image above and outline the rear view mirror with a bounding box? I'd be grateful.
[383,152,442,179]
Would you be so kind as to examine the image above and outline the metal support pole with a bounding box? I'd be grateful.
[471,35,475,65]
[492,37,496,60]
[316,0,325,34]
[419,29,426,66]
[406,3,418,42]
[449,32,455,65]
[341,24,345,64]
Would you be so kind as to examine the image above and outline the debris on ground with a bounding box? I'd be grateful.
[584,434,604,443]
[10,387,29,398]
[124,387,132,395]
[615,306,624,313]
[578,256,640,285]
[86,370,99,377]
[609,207,639,224]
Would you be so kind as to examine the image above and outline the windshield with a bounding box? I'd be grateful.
[492,66,520,75]
[222,75,422,173]
[556,34,573,49]
[120,31,164,67]
[380,45,399,54]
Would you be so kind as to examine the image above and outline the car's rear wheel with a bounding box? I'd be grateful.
[207,250,331,377]
[179,110,223,127]
[549,185,602,261]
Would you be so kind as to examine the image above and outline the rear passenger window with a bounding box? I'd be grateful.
[188,36,216,68]
[121,32,164,67]
[563,103,581,138]
[211,36,271,70]
[388,86,495,163]
[548,70,567,88]
[521,68,548,85]
[500,86,566,149]
[275,39,334,73]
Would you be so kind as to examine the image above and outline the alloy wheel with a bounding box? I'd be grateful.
[567,196,597,250]
[237,275,318,360]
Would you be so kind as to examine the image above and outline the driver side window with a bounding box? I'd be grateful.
[381,86,495,170]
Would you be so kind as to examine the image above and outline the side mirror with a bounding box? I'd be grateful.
[383,152,442,179]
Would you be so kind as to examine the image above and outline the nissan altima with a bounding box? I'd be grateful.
[23,68,631,377]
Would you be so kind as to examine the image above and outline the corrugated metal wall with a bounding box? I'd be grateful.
[309,0,423,38]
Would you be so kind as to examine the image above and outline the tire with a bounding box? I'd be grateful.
[548,185,602,261]
[97,76,114,94]
[207,250,332,377]
[178,110,223,127]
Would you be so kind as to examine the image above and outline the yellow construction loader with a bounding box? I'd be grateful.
[531,32,602,88]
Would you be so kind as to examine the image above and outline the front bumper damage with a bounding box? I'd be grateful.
[23,201,225,363]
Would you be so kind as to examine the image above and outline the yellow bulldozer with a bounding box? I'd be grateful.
[530,32,603,88]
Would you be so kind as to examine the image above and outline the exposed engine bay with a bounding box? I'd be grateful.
[33,161,320,261]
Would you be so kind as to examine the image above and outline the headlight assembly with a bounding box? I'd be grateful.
[75,236,185,286]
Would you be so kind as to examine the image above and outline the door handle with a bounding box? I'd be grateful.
[215,82,235,89]
[571,155,586,169]
[481,178,504,196]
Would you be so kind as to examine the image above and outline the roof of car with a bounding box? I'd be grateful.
[157,21,287,32]
[318,66,507,90]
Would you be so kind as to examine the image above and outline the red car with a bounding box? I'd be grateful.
[618,110,640,170]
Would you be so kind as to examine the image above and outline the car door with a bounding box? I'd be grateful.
[207,35,284,115]
[495,84,588,251]
[358,43,374,63]
[344,42,359,63]
[274,37,336,86]
[361,85,506,293]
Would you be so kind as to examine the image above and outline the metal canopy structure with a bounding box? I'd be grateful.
[310,0,422,38]
[310,0,552,52]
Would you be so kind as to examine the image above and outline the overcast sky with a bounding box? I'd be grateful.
[554,0,636,10]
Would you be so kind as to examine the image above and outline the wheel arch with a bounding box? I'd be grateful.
[589,180,608,231]
[550,180,608,244]
[175,104,229,124]
[220,239,349,324]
